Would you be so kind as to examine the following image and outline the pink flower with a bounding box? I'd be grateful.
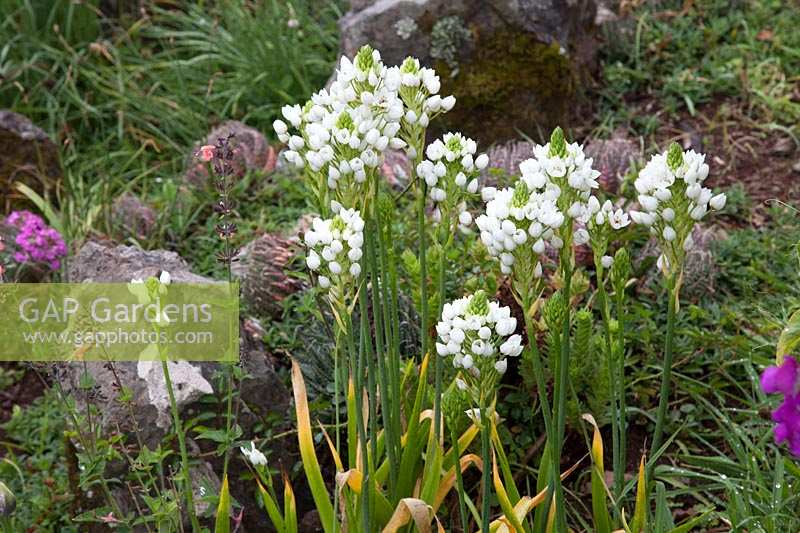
[198,144,216,162]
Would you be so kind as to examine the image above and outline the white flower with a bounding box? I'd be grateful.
[709,193,727,210]
[601,255,614,268]
[241,441,267,467]
[303,209,364,293]
[159,271,171,285]
[494,359,508,374]
[631,144,725,271]
[435,291,522,385]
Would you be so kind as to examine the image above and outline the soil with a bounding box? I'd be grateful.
[0,363,47,450]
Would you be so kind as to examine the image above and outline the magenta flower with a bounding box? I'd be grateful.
[4,210,67,271]
[760,356,800,457]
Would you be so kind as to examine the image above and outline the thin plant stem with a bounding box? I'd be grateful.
[367,215,398,491]
[346,309,370,532]
[650,273,678,464]
[433,213,450,443]
[553,247,573,532]
[615,282,627,497]
[418,180,430,362]
[381,209,403,480]
[597,267,622,503]
[160,357,201,533]
[450,426,470,533]
[480,397,492,533]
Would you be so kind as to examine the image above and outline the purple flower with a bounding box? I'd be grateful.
[760,356,800,457]
[3,210,66,272]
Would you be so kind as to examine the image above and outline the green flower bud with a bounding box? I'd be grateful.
[400,56,419,74]
[331,215,347,233]
[377,194,395,225]
[467,290,489,317]
[543,290,566,331]
[573,309,592,359]
[442,380,471,436]
[548,126,567,158]
[0,481,15,516]
[511,180,530,209]
[667,142,683,171]
[145,276,160,298]
[336,111,354,131]
[355,45,375,72]
[611,248,631,293]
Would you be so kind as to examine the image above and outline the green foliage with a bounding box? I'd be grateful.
[599,0,800,128]
[1,390,74,531]
[0,0,343,249]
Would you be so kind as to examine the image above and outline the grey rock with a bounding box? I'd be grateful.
[111,193,157,241]
[233,233,303,318]
[0,110,62,214]
[59,241,290,446]
[584,131,640,192]
[338,0,598,144]
[340,0,597,68]
[483,140,536,184]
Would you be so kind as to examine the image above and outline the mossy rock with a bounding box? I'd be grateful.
[437,32,576,144]
[0,111,62,214]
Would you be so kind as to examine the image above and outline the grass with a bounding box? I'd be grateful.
[0,0,343,273]
[596,0,800,137]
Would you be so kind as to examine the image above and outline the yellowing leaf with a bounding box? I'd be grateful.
[214,474,230,533]
[433,453,483,512]
[382,498,444,533]
[777,308,800,364]
[291,359,335,533]
[335,469,363,494]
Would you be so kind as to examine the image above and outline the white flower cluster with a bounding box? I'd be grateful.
[435,291,523,378]
[417,132,487,206]
[304,208,365,290]
[629,144,726,268]
[394,58,455,117]
[593,199,631,230]
[273,46,406,196]
[476,128,602,274]
[588,198,631,269]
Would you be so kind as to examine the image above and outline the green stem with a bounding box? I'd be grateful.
[418,180,429,362]
[433,216,449,444]
[553,250,573,532]
[480,398,492,533]
[597,267,622,503]
[615,283,627,499]
[346,309,370,532]
[161,358,201,532]
[650,274,678,464]
[367,216,397,491]
[381,210,403,478]
[450,426,470,533]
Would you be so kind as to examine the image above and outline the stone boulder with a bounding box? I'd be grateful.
[0,110,62,214]
[233,233,303,318]
[184,121,277,189]
[59,241,290,446]
[584,131,640,193]
[338,0,598,144]
[110,193,157,242]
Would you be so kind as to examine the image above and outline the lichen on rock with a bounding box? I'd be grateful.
[437,32,575,144]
